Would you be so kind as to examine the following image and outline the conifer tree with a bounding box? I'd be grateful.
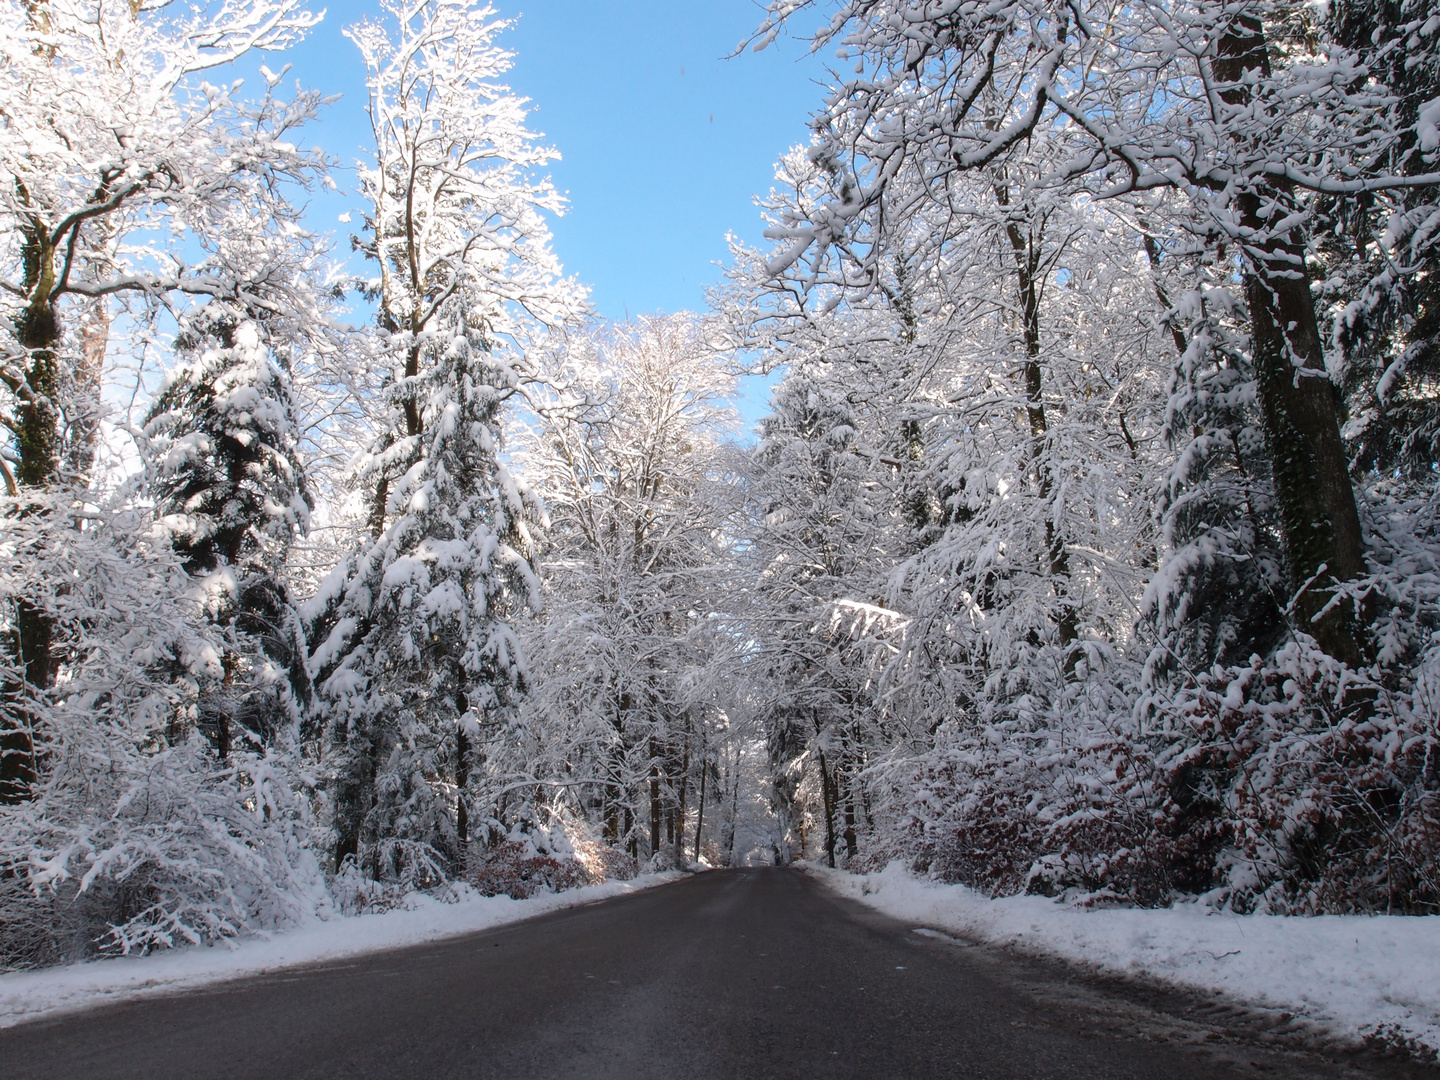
[1325,0,1440,484]
[305,0,583,879]
[144,304,314,755]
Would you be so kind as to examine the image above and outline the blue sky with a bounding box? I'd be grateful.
[267,2,831,426]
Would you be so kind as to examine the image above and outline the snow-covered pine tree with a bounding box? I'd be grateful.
[1324,0,1440,484]
[1143,234,1287,674]
[305,0,583,885]
[144,304,315,756]
[309,303,544,882]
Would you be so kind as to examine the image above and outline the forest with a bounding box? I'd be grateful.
[1,0,1438,970]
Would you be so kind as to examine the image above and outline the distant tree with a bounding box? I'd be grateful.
[515,315,740,867]
[748,364,891,867]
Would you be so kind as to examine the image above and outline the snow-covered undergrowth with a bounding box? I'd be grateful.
[0,871,683,1031]
[812,861,1440,1056]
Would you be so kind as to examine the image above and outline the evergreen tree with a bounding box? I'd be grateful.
[307,305,540,877]
[144,304,314,754]
[1325,0,1440,484]
[305,0,583,880]
[1145,242,1288,672]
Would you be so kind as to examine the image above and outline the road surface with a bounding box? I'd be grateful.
[1,868,1433,1079]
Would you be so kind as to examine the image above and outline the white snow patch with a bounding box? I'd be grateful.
[1419,96,1440,155]
[0,872,684,1030]
[810,861,1440,1054]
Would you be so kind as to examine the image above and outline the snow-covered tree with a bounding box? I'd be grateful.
[143,305,315,756]
[1323,0,1440,485]
[723,104,1175,862]
[0,0,341,967]
[747,360,895,866]
[0,485,328,966]
[750,0,1440,664]
[514,315,742,866]
[304,0,584,880]
[0,0,325,803]
[0,0,322,493]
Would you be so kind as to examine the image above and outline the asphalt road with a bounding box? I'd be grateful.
[1,868,1434,1080]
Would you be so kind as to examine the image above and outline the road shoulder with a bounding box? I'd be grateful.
[805,861,1440,1075]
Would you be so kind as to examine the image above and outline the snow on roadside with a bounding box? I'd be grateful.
[810,861,1440,1055]
[0,872,685,1030]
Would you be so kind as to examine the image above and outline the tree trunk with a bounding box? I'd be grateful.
[1,224,63,804]
[818,747,837,868]
[649,738,661,858]
[843,762,858,861]
[999,188,1077,650]
[60,297,108,488]
[606,692,629,845]
[1214,18,1368,666]
[403,341,423,439]
[694,758,707,864]
[0,692,36,804]
[726,764,739,866]
[14,284,61,489]
[674,735,689,862]
[332,737,373,871]
[366,430,394,538]
[456,723,470,846]
[603,779,620,844]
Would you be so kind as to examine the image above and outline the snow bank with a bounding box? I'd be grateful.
[0,872,684,1030]
[811,861,1440,1054]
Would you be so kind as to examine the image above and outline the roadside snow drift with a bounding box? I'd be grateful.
[814,862,1440,1055]
[0,873,683,1030]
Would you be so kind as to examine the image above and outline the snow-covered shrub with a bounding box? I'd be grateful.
[597,846,639,881]
[331,839,454,915]
[879,646,1184,905]
[898,742,1170,902]
[462,813,602,899]
[1131,491,1440,914]
[0,497,324,965]
[567,835,639,882]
